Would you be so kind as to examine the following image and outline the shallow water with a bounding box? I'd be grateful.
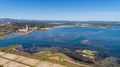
[0,26,120,57]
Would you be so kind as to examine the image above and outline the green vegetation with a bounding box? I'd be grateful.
[34,51,65,61]
[0,45,84,67]
[0,22,55,37]
[0,45,21,52]
[13,22,55,30]
[0,23,16,35]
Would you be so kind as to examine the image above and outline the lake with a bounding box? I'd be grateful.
[0,26,120,58]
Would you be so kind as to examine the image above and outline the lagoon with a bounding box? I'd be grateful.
[0,26,120,58]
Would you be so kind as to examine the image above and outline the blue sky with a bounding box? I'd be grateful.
[0,0,120,21]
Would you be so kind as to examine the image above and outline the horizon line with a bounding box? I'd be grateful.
[1,17,120,22]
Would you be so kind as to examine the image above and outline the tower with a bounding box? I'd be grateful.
[26,24,29,31]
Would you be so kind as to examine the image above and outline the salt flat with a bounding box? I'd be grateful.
[35,61,65,67]
[15,56,39,66]
[0,52,6,55]
[0,57,10,65]
[16,56,40,66]
[1,53,20,60]
[0,52,66,67]
[4,61,30,67]
[35,61,55,67]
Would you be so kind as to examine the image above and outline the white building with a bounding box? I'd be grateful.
[19,25,37,33]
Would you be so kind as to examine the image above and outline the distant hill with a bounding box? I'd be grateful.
[0,18,68,23]
[0,18,120,24]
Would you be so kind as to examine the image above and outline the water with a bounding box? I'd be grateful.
[0,26,120,57]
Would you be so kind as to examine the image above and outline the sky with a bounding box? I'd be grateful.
[0,0,120,21]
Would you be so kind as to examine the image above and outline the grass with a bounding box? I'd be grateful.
[0,45,21,52]
[34,51,65,61]
[0,45,87,67]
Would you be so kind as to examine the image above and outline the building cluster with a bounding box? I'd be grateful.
[0,22,12,26]
[19,25,37,33]
[0,22,12,36]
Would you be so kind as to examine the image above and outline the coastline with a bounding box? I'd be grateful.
[0,45,89,67]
